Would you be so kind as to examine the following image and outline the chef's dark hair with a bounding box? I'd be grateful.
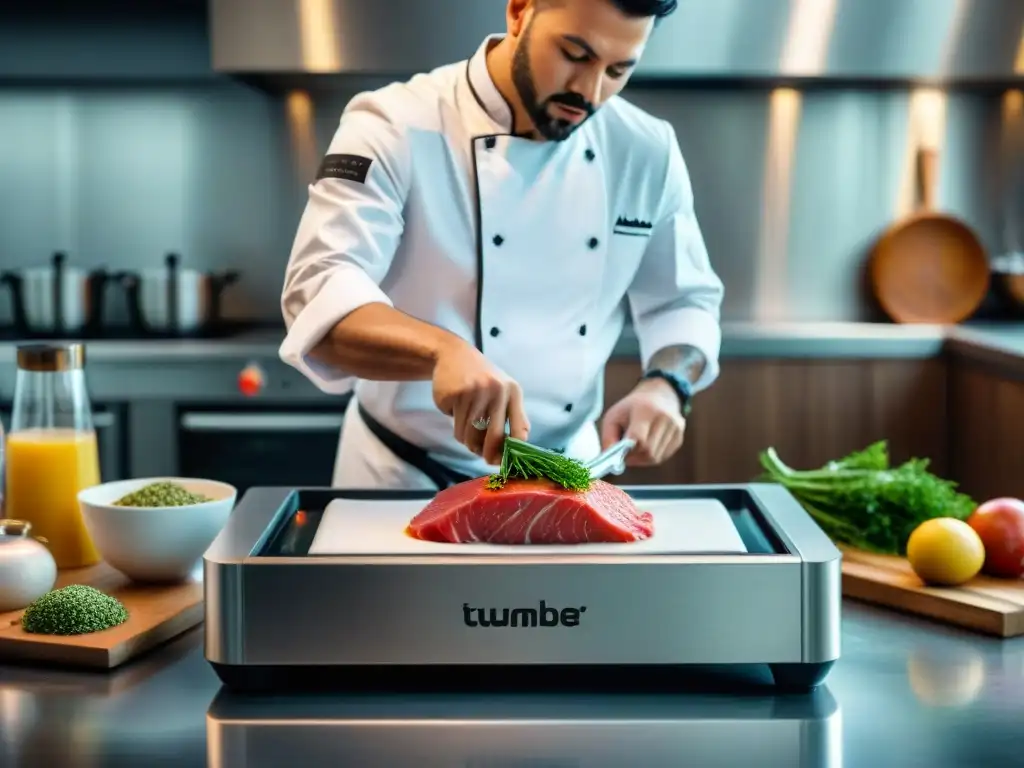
[537,0,678,19]
[609,0,678,18]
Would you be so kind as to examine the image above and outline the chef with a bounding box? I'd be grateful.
[279,0,724,490]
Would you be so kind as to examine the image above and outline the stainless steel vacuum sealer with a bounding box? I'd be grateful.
[203,483,841,692]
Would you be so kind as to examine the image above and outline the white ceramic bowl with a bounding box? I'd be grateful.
[78,477,237,583]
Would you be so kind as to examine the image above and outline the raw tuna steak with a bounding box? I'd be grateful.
[406,476,654,545]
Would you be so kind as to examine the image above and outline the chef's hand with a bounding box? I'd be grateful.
[600,378,686,467]
[432,338,530,464]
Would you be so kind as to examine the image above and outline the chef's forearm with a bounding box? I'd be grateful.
[646,344,707,386]
[311,303,462,380]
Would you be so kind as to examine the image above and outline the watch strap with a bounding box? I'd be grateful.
[641,369,693,417]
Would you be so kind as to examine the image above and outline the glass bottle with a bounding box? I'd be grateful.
[3,343,101,569]
[0,417,5,517]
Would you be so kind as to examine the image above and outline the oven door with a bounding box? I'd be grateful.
[0,404,126,482]
[177,409,344,493]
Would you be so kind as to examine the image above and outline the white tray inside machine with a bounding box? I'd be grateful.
[308,497,749,556]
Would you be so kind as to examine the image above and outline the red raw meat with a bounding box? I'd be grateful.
[405,476,654,545]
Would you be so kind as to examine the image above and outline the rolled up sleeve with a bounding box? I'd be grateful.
[279,95,411,394]
[627,123,724,393]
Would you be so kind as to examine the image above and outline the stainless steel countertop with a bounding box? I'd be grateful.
[1,600,1021,767]
[1,321,1021,407]
[3,320,1023,361]
[0,321,968,363]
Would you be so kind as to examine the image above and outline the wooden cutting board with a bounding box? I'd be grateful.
[840,546,1024,638]
[0,561,204,669]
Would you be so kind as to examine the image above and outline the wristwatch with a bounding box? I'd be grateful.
[641,369,694,417]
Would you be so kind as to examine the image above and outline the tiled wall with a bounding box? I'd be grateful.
[1,3,1020,325]
[0,82,291,323]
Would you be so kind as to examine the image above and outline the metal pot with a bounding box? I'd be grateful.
[118,253,240,335]
[0,252,109,335]
[991,252,1024,315]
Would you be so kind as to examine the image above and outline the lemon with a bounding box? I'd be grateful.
[906,518,985,586]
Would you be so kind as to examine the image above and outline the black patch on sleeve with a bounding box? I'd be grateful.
[316,154,373,184]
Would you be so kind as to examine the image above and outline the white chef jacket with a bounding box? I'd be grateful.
[279,34,724,487]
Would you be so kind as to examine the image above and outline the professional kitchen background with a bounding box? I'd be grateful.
[1,0,1023,494]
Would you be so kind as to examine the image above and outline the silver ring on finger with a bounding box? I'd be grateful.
[472,416,491,431]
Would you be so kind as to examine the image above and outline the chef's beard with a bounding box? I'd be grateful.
[511,24,594,141]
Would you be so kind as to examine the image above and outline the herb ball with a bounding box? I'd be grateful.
[21,585,129,635]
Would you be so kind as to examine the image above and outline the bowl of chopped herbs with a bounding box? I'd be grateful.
[78,477,237,583]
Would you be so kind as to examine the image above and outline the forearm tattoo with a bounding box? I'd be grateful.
[646,344,707,387]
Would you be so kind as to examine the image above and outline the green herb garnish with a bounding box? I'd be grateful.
[758,440,977,556]
[486,437,592,492]
[21,585,129,635]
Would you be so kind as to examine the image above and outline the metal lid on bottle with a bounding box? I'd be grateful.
[0,519,31,537]
[16,343,85,372]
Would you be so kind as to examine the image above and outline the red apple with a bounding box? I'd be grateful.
[967,498,1024,578]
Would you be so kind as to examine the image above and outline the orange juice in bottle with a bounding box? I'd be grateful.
[3,343,102,569]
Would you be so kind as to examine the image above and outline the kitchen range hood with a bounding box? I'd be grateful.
[209,0,1024,85]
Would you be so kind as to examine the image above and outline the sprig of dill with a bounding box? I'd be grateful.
[486,437,592,492]
[758,440,977,555]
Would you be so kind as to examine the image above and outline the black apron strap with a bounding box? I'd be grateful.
[357,402,474,490]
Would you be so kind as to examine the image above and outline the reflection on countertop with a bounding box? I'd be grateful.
[2,601,1024,767]
[206,685,839,767]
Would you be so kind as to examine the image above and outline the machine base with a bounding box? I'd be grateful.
[211,661,836,695]
[767,662,836,690]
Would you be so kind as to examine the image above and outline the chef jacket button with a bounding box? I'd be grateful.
[579,324,587,336]
[493,234,504,246]
[490,327,500,337]
[485,136,497,149]
[585,149,595,162]
[564,403,573,412]
[588,237,599,249]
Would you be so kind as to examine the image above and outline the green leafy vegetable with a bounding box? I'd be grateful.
[758,440,977,555]
[487,437,592,492]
